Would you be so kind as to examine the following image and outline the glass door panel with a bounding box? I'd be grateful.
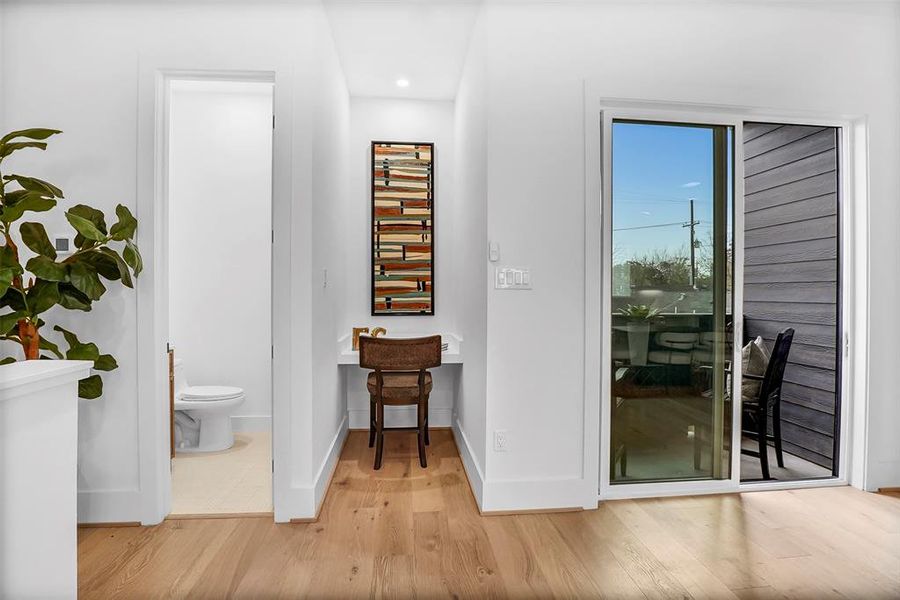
[609,120,734,484]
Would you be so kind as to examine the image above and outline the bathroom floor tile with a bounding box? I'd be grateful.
[170,431,273,516]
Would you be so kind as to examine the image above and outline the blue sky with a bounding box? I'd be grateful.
[611,121,715,263]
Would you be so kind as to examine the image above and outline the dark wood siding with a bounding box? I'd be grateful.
[743,122,839,470]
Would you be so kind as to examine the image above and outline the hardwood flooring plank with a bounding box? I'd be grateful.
[77,431,900,599]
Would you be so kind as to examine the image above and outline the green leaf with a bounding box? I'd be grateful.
[53,324,79,348]
[97,248,132,288]
[26,256,67,282]
[27,280,59,315]
[0,266,16,297]
[68,262,106,301]
[93,354,118,371]
[0,311,23,335]
[0,245,23,275]
[0,141,48,159]
[57,283,92,311]
[1,191,56,223]
[109,204,137,241]
[65,210,105,241]
[0,356,16,365]
[39,335,63,359]
[69,204,107,234]
[78,249,121,282]
[123,240,143,276]
[1,287,27,312]
[20,222,57,259]
[53,325,100,361]
[3,174,64,198]
[0,128,62,145]
[78,374,103,399]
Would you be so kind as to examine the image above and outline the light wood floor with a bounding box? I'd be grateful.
[78,430,900,599]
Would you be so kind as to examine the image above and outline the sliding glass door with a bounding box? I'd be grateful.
[607,120,734,485]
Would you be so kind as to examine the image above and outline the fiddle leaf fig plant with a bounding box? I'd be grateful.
[0,128,142,399]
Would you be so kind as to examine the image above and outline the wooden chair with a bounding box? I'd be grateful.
[741,328,794,480]
[359,335,442,470]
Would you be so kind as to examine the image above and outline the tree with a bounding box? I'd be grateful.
[0,128,142,398]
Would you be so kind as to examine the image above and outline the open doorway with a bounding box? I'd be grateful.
[166,78,274,516]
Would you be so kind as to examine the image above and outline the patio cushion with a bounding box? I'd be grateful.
[741,336,769,403]
[656,332,699,350]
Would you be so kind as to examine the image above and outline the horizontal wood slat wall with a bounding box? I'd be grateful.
[743,122,840,471]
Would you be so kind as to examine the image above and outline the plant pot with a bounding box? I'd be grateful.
[625,321,650,366]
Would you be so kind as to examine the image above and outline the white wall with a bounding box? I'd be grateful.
[0,0,350,523]
[309,19,351,502]
[168,80,273,430]
[468,1,900,509]
[341,97,460,429]
[344,97,456,334]
[451,13,489,504]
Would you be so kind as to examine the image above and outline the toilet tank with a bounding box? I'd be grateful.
[172,358,188,395]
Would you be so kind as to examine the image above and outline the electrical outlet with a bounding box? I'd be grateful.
[494,429,509,452]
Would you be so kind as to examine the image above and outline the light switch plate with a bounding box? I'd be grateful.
[495,267,531,290]
[53,234,75,256]
[489,241,500,262]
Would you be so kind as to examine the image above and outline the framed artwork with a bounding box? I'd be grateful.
[371,141,434,315]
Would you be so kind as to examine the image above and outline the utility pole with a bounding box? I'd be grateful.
[683,198,700,289]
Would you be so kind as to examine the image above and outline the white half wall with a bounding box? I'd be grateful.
[168,79,273,425]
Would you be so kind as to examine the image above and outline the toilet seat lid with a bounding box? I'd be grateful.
[179,385,243,401]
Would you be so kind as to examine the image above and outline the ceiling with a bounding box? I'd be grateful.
[323,1,482,100]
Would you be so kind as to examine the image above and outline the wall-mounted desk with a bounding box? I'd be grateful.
[337,332,464,365]
[337,332,463,428]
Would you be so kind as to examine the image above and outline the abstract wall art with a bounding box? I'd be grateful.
[371,141,434,315]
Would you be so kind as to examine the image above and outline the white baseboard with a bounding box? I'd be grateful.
[452,419,484,509]
[348,406,452,429]
[274,415,348,523]
[77,489,143,524]
[231,415,272,432]
[482,476,589,512]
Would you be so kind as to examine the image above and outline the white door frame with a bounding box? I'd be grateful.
[583,91,869,501]
[137,60,291,525]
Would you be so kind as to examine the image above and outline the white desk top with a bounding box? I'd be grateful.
[0,360,93,399]
[337,332,463,366]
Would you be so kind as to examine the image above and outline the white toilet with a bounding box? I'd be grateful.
[173,359,245,453]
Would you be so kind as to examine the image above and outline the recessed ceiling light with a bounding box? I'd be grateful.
[396,79,410,88]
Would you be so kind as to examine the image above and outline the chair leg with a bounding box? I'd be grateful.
[417,400,428,468]
[368,396,375,448]
[757,412,770,480]
[772,404,785,468]
[374,400,384,470]
[693,424,702,470]
[620,446,627,477]
[424,396,430,446]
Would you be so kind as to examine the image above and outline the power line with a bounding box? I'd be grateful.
[613,221,686,232]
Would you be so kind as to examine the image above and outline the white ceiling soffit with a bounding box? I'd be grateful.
[323,0,483,100]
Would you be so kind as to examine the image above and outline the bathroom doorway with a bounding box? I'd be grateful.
[166,78,274,516]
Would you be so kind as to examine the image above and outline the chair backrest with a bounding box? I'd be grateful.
[758,328,794,406]
[359,335,442,371]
